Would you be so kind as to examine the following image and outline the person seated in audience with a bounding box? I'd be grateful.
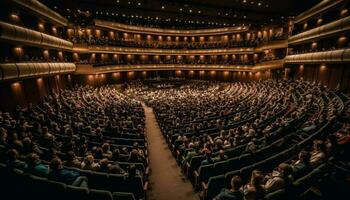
[6,149,27,170]
[81,154,100,170]
[102,143,113,159]
[201,149,214,165]
[0,127,8,145]
[108,163,126,175]
[26,153,49,177]
[126,164,140,179]
[214,149,228,162]
[99,158,110,173]
[264,163,293,193]
[48,157,88,188]
[182,142,200,167]
[21,137,42,156]
[64,151,82,168]
[214,175,243,200]
[291,150,312,179]
[310,140,327,167]
[132,142,145,158]
[93,147,104,159]
[243,170,266,200]
[128,149,144,163]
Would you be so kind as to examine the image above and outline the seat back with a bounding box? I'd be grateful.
[66,185,89,200]
[213,160,230,176]
[89,189,113,200]
[112,192,136,200]
[206,175,226,200]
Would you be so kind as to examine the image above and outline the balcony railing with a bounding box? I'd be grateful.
[0,21,73,51]
[0,62,76,81]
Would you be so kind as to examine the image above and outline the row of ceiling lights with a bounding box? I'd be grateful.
[115,0,270,9]
[94,10,241,26]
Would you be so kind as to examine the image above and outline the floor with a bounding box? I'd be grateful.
[143,104,199,200]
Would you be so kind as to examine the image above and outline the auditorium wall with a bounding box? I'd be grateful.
[0,74,72,111]
[286,64,350,92]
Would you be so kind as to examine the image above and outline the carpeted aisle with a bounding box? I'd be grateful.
[143,104,199,200]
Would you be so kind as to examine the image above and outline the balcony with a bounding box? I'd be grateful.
[73,45,254,55]
[9,0,68,26]
[94,19,248,36]
[75,64,254,74]
[289,16,350,45]
[255,40,288,52]
[294,0,344,24]
[0,21,73,51]
[0,62,76,81]
[285,49,350,64]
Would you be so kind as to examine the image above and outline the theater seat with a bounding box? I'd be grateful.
[112,192,136,200]
[205,175,226,200]
[89,189,113,200]
[66,185,89,200]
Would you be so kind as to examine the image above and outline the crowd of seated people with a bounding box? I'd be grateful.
[125,80,349,199]
[288,44,350,55]
[76,59,255,67]
[69,31,287,50]
[70,35,258,49]
[0,85,148,199]
[0,56,71,63]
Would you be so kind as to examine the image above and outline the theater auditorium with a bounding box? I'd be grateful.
[0,0,350,200]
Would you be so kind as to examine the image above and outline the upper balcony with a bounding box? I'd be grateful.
[0,62,75,82]
[73,45,254,55]
[289,16,350,45]
[0,21,73,51]
[8,0,68,27]
[294,0,345,24]
[285,48,350,64]
[94,19,249,36]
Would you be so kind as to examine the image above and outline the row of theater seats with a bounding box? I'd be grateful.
[0,163,136,200]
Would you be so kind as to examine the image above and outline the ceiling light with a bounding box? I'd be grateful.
[189,9,192,13]
[161,6,165,9]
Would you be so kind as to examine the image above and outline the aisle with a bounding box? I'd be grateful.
[143,104,198,200]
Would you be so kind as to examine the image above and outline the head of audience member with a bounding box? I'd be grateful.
[49,157,63,172]
[298,150,311,165]
[231,175,243,191]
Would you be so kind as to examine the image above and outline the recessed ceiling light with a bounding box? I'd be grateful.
[198,10,201,14]
[161,6,165,9]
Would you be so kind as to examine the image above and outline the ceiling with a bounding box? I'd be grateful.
[41,0,321,29]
